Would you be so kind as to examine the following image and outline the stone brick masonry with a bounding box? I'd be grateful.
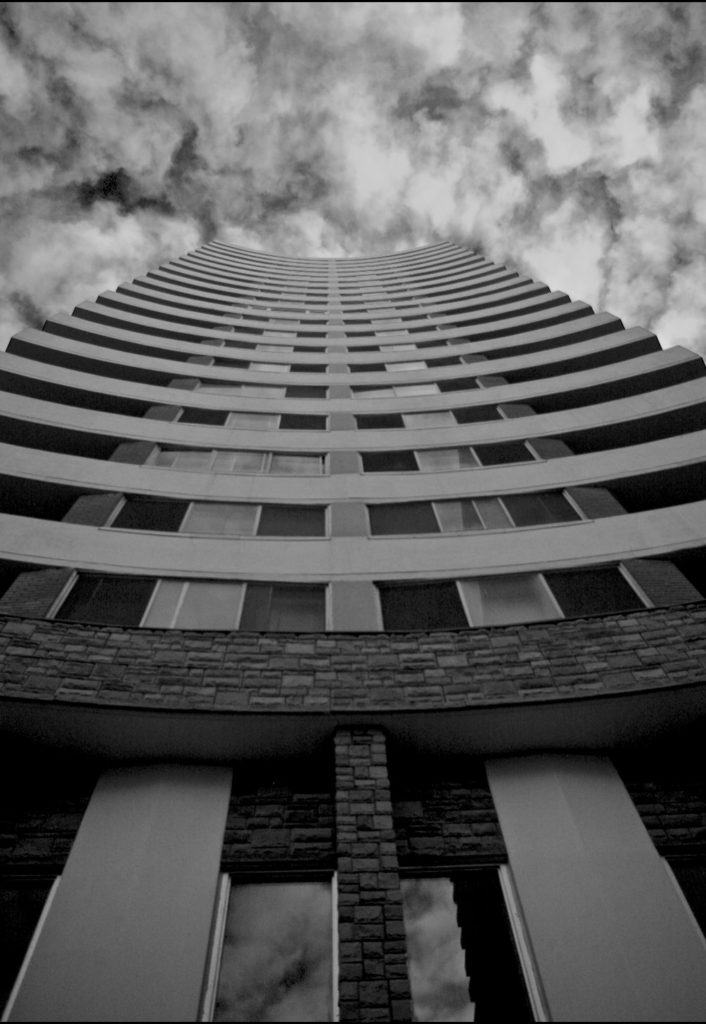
[0,602,705,712]
[335,729,413,1023]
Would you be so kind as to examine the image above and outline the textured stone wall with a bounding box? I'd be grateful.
[391,756,506,866]
[335,728,413,1023]
[618,753,706,851]
[0,602,704,712]
[221,759,334,872]
[0,746,97,869]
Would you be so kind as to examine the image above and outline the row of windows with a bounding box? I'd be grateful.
[163,399,534,430]
[53,566,647,631]
[1,868,534,1023]
[111,499,326,537]
[147,440,546,475]
[369,492,580,534]
[151,266,519,315]
[104,491,581,538]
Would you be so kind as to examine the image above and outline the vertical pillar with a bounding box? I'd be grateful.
[7,763,232,1023]
[334,728,412,1022]
[486,754,706,1022]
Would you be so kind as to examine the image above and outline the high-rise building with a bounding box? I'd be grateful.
[2,240,706,1022]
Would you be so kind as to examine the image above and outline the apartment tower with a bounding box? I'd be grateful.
[2,241,706,1022]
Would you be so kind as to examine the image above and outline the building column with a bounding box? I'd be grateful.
[7,763,232,1023]
[486,754,706,1022]
[334,728,412,1023]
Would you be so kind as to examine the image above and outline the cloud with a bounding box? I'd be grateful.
[0,2,705,354]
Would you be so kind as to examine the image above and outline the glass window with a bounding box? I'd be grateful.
[279,414,326,430]
[545,567,644,618]
[416,447,478,471]
[201,386,243,396]
[460,574,559,626]
[181,503,258,535]
[387,361,426,371]
[396,384,439,397]
[212,451,267,473]
[250,362,290,373]
[240,584,326,631]
[111,499,188,532]
[356,414,405,430]
[401,878,474,1023]
[361,450,418,472]
[240,385,286,398]
[385,343,417,351]
[56,575,155,626]
[403,411,454,429]
[143,580,244,629]
[257,506,326,537]
[257,344,292,353]
[474,497,512,529]
[473,442,535,466]
[180,408,229,426]
[213,881,333,1023]
[355,387,394,397]
[269,454,324,475]
[226,413,279,430]
[368,502,439,535]
[434,500,484,532]
[378,582,468,630]
[503,492,580,527]
[172,450,216,471]
[153,449,179,467]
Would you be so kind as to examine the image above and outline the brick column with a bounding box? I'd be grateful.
[334,727,412,1023]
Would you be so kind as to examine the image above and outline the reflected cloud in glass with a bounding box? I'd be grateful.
[402,877,475,1023]
[214,881,332,1023]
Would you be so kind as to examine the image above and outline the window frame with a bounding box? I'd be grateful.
[52,575,331,631]
[200,872,339,1024]
[148,447,327,476]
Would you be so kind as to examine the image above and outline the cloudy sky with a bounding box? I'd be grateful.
[1,2,705,353]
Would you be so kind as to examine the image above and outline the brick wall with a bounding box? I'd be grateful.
[0,745,97,869]
[618,753,706,851]
[391,756,506,866]
[335,728,413,1023]
[0,602,705,710]
[221,759,334,872]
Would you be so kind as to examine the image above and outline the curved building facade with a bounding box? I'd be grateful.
[2,241,706,1021]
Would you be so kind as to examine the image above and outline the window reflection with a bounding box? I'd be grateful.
[213,881,333,1023]
[401,877,475,1022]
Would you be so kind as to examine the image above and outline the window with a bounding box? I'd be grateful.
[545,566,644,617]
[386,361,426,371]
[377,582,468,630]
[460,574,560,625]
[151,449,326,476]
[377,567,647,630]
[208,879,334,1023]
[369,502,439,535]
[111,498,188,532]
[181,503,259,535]
[501,492,579,527]
[249,362,290,373]
[403,410,455,428]
[473,442,536,465]
[415,447,478,471]
[361,449,418,473]
[240,583,326,631]
[356,413,405,429]
[401,872,535,1023]
[56,576,328,631]
[144,580,244,629]
[226,412,279,430]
